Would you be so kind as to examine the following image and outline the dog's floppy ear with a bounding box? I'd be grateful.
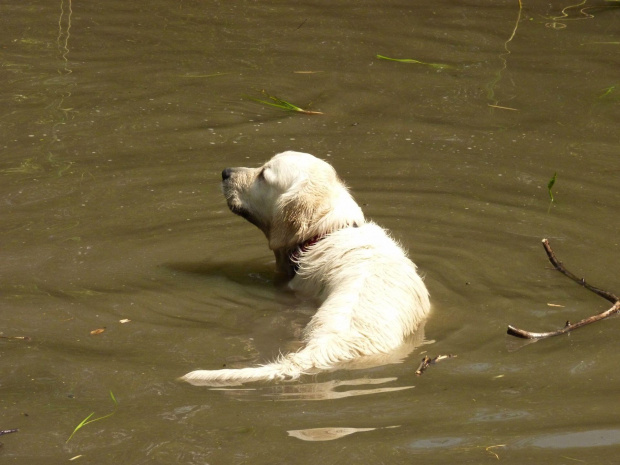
[268,175,364,252]
[268,178,329,251]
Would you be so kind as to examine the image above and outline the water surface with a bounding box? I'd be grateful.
[2,1,619,464]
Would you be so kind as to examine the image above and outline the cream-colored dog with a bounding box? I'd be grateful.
[181,151,430,386]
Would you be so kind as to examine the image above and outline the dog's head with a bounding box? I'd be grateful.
[222,151,365,252]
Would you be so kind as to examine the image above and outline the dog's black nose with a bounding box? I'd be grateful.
[222,168,233,181]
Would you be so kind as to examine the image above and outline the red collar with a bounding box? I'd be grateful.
[290,234,325,271]
[289,223,359,273]
[299,235,324,253]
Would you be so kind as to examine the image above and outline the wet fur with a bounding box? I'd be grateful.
[181,151,430,386]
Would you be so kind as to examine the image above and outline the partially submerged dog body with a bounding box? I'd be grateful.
[181,151,430,386]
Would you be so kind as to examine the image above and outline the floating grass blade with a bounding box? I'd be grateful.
[376,54,453,70]
[66,391,118,443]
[598,85,616,99]
[547,172,557,202]
[66,412,95,443]
[246,91,323,115]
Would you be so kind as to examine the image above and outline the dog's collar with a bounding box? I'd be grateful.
[290,222,359,273]
[291,235,325,269]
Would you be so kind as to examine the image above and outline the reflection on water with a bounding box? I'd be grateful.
[515,428,620,449]
[407,436,465,450]
[213,377,413,402]
[405,429,620,454]
[288,425,400,442]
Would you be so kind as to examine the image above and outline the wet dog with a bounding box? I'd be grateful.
[181,151,430,386]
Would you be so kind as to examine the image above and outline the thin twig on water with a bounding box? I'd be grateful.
[415,354,457,375]
[507,239,620,339]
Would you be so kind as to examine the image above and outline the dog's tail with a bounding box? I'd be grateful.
[180,356,313,387]
[180,363,300,387]
[180,338,360,387]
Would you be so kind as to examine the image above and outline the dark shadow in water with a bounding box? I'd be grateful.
[163,258,291,288]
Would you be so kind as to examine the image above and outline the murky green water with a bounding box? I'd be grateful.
[2,1,619,463]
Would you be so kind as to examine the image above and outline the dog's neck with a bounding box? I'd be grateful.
[271,236,326,281]
[292,234,325,261]
[273,222,361,280]
[287,222,360,277]
[300,234,325,252]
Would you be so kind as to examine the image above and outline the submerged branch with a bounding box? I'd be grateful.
[415,354,456,375]
[507,239,620,339]
[507,301,620,339]
[540,238,618,303]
